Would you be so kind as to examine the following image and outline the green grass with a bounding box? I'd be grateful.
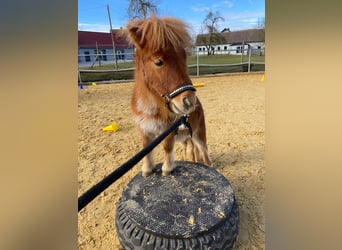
[79,54,265,82]
[187,54,265,65]
[81,61,135,71]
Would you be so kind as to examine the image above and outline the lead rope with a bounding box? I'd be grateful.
[78,115,191,212]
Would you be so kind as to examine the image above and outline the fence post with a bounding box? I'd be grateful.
[196,49,199,77]
[248,47,251,72]
[78,66,82,84]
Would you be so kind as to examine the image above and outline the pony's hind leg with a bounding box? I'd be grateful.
[193,137,213,167]
[183,138,195,162]
[193,143,200,162]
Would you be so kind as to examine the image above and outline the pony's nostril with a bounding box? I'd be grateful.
[183,97,191,109]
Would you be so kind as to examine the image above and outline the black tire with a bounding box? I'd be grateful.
[116,161,239,250]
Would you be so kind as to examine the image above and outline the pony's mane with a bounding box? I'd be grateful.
[128,15,192,51]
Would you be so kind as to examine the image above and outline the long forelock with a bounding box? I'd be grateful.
[139,16,192,52]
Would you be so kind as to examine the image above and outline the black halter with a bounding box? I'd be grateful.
[162,84,196,111]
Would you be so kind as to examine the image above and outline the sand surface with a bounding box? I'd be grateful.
[78,73,265,249]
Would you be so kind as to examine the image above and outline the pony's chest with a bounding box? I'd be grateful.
[134,95,161,116]
[133,115,168,136]
[132,92,178,136]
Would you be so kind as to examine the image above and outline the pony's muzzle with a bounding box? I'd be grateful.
[163,84,197,114]
[183,97,191,110]
[171,92,196,114]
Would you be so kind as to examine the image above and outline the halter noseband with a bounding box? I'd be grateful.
[162,84,196,111]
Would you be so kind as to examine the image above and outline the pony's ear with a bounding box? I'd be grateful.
[126,19,145,49]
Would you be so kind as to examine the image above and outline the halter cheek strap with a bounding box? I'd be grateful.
[162,84,196,110]
[166,85,196,99]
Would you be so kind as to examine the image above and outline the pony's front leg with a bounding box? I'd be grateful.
[142,152,154,177]
[140,132,155,177]
[162,134,175,176]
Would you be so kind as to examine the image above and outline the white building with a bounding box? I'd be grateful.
[78,30,134,67]
[195,28,265,56]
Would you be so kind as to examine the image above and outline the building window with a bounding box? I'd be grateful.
[116,50,124,60]
[101,49,107,61]
[217,46,221,51]
[224,46,227,50]
[84,51,90,62]
[236,46,241,54]
[199,48,202,51]
[95,49,105,61]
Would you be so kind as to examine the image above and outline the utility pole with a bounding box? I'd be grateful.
[107,4,118,70]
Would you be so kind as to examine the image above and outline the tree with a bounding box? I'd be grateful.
[255,16,265,55]
[256,16,265,29]
[128,0,157,19]
[198,11,225,55]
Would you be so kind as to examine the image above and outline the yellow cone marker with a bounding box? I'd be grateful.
[92,82,97,86]
[260,75,265,82]
[193,83,204,87]
[103,122,118,132]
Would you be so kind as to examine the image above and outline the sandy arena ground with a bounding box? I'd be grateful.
[78,73,265,249]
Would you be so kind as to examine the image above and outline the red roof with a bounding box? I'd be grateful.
[78,30,130,49]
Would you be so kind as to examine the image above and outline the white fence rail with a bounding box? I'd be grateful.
[78,48,265,82]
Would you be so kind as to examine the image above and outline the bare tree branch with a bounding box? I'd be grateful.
[199,11,225,55]
[128,0,157,19]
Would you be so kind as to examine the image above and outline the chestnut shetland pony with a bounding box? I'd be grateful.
[126,16,212,176]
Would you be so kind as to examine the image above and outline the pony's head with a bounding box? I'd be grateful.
[126,16,196,115]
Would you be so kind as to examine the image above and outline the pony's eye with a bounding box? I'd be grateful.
[154,59,164,67]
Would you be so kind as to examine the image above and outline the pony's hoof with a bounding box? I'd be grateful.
[142,170,152,177]
[162,170,171,176]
